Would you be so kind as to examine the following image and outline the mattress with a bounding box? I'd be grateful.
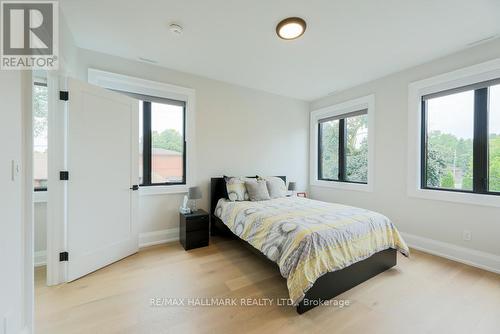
[214,196,409,305]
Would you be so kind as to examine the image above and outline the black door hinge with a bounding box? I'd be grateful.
[59,252,69,262]
[60,171,69,180]
[59,91,69,101]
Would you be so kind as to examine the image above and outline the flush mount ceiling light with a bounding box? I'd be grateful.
[276,17,306,40]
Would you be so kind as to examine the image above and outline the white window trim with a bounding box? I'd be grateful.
[310,94,375,192]
[33,191,47,203]
[408,58,500,207]
[88,68,196,196]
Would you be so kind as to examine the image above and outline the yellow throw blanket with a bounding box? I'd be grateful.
[215,197,409,305]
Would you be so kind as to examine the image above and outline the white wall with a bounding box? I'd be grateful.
[33,47,309,243]
[34,203,47,252]
[310,38,500,259]
[31,21,500,269]
[58,10,78,77]
[0,72,27,334]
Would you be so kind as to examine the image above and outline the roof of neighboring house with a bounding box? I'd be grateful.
[139,147,182,156]
[152,148,182,156]
[33,148,181,181]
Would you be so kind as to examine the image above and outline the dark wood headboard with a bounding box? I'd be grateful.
[209,176,286,217]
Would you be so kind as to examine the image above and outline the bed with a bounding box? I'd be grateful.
[210,177,409,314]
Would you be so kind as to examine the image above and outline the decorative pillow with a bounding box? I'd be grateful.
[261,176,287,199]
[245,179,271,201]
[224,176,250,201]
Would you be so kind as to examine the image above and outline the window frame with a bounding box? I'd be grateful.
[408,58,500,207]
[140,99,187,187]
[88,68,196,196]
[420,81,500,196]
[33,79,48,192]
[310,95,375,192]
[317,110,369,185]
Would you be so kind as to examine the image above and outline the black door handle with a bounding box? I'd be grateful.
[130,185,139,191]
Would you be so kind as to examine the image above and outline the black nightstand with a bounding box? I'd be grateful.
[179,209,209,250]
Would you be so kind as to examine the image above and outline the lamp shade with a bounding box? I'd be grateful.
[188,186,202,200]
[288,182,297,191]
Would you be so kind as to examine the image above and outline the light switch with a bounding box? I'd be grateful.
[11,160,20,181]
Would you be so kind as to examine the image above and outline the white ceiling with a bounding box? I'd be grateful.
[60,0,500,101]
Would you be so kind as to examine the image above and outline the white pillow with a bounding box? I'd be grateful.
[260,176,287,199]
[245,179,271,201]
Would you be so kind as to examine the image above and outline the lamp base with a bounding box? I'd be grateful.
[190,200,197,212]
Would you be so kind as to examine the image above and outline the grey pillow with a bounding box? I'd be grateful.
[262,176,287,199]
[245,179,271,201]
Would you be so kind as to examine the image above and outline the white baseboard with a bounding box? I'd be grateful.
[34,250,46,267]
[139,228,179,248]
[34,230,178,266]
[401,232,500,274]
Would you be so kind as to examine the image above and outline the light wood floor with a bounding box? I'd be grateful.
[35,237,500,334]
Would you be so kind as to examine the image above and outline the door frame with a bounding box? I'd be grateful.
[23,59,75,332]
[45,73,67,285]
[22,70,35,334]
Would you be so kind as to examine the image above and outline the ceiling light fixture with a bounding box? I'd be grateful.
[276,17,306,40]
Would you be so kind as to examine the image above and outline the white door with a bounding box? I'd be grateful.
[65,78,139,281]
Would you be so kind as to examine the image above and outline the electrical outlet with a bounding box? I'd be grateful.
[463,230,472,241]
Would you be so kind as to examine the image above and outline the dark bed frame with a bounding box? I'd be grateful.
[210,177,397,314]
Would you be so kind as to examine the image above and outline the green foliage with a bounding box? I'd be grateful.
[320,121,339,179]
[440,170,455,188]
[490,135,500,192]
[345,115,368,182]
[426,147,447,188]
[151,129,183,152]
[33,85,48,138]
[462,172,473,191]
[427,131,473,190]
[320,115,368,182]
[426,131,500,191]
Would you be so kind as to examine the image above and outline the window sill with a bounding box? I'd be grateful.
[34,191,47,203]
[310,180,373,192]
[408,188,500,208]
[139,185,188,196]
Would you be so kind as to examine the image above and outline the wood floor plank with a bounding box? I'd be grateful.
[35,237,500,334]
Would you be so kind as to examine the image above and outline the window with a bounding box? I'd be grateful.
[421,79,500,195]
[139,96,186,186]
[318,110,368,184]
[311,95,374,191]
[88,68,195,194]
[33,80,48,191]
